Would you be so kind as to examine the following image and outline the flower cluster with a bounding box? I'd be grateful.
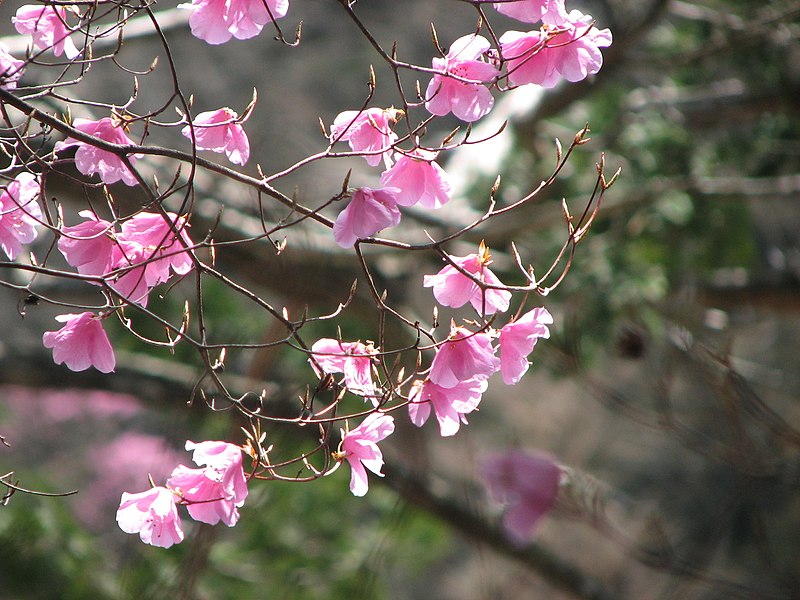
[181,0,289,45]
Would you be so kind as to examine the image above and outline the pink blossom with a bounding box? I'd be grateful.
[119,212,194,287]
[310,338,377,400]
[493,0,567,25]
[182,0,289,44]
[429,326,500,388]
[340,412,395,497]
[116,486,184,548]
[379,149,453,209]
[481,450,561,545]
[499,11,612,88]
[182,108,250,165]
[423,251,511,315]
[185,439,248,500]
[498,307,553,384]
[333,186,401,248]
[42,312,116,373]
[55,117,142,186]
[408,377,487,437]
[0,42,25,90]
[0,172,42,260]
[57,211,116,276]
[425,34,499,122]
[168,466,243,526]
[12,5,79,59]
[330,108,401,168]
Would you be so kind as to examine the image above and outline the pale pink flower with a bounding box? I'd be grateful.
[42,312,116,373]
[333,186,401,249]
[340,412,395,497]
[330,108,401,168]
[182,108,250,165]
[119,212,194,287]
[379,149,453,209]
[182,0,289,44]
[493,0,567,25]
[168,466,242,526]
[481,450,561,545]
[408,377,487,437]
[185,439,248,500]
[12,5,79,59]
[116,486,184,548]
[425,34,499,122]
[55,117,142,186]
[0,42,25,90]
[423,251,511,315]
[498,307,553,384]
[0,172,42,260]
[310,338,377,400]
[429,326,500,388]
[57,211,116,276]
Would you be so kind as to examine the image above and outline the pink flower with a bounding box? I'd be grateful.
[333,186,401,248]
[423,249,511,315]
[57,211,116,277]
[0,172,42,260]
[12,5,79,59]
[481,450,561,545]
[119,212,194,287]
[408,377,487,437]
[429,326,500,388]
[498,307,553,384]
[330,108,401,168]
[499,11,612,88]
[181,108,250,165]
[379,149,453,209]
[42,312,116,373]
[185,439,248,497]
[0,42,25,90]
[493,0,567,25]
[310,338,377,400]
[425,34,499,122]
[339,412,395,497]
[55,117,142,186]
[116,486,184,548]
[182,0,289,44]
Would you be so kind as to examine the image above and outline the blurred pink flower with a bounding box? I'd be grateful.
[311,338,378,400]
[116,486,184,548]
[182,108,250,165]
[0,172,42,260]
[429,325,500,388]
[333,186,401,248]
[408,377,487,437]
[423,251,511,315]
[183,0,289,44]
[425,34,499,122]
[481,450,561,545]
[340,412,395,497]
[493,0,567,25]
[0,42,25,89]
[12,5,79,59]
[42,312,116,373]
[498,307,553,384]
[379,149,453,209]
[330,108,401,168]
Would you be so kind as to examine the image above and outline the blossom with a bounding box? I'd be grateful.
[425,34,499,122]
[499,11,612,88]
[330,108,401,168]
[423,248,511,315]
[0,42,25,90]
[498,307,553,384]
[42,312,116,373]
[0,172,42,260]
[429,326,500,388]
[118,212,194,287]
[182,0,289,44]
[116,486,184,548]
[310,338,377,400]
[12,5,79,59]
[54,117,142,186]
[182,108,250,165]
[333,186,401,248]
[57,211,115,276]
[493,0,567,25]
[379,149,453,209]
[481,450,561,545]
[339,412,394,497]
[408,377,487,437]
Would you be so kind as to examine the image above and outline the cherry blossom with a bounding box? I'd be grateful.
[182,108,250,165]
[0,172,42,260]
[182,0,289,44]
[408,377,487,437]
[12,5,80,59]
[481,450,561,545]
[333,186,401,249]
[379,149,453,209]
[42,312,116,373]
[310,338,378,400]
[429,325,500,388]
[498,307,553,384]
[330,108,401,168]
[54,117,142,186]
[339,412,395,497]
[425,34,499,122]
[116,486,184,548]
[0,42,25,90]
[493,0,567,25]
